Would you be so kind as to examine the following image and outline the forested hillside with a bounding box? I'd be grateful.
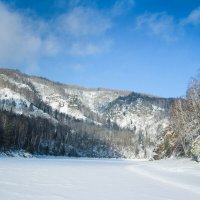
[1,68,199,160]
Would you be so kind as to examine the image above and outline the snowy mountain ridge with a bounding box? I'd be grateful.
[0,68,174,158]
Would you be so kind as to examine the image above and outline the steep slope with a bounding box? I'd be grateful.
[101,93,173,157]
[0,68,173,158]
[28,75,129,121]
[103,92,172,130]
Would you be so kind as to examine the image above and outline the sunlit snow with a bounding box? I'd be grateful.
[0,158,199,200]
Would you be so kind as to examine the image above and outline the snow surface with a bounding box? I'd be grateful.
[0,74,32,91]
[0,88,57,123]
[0,158,199,200]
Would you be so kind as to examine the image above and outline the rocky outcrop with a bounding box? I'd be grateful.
[153,127,176,160]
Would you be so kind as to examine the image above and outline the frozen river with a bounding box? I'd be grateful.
[0,158,199,200]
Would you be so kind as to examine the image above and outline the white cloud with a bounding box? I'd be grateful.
[43,37,61,56]
[0,2,114,71]
[69,40,112,56]
[181,7,200,26]
[112,0,135,16]
[0,2,60,71]
[135,12,177,41]
[1,0,144,73]
[58,6,112,37]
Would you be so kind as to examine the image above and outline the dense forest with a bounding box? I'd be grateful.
[0,109,123,157]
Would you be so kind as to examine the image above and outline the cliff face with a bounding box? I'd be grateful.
[0,68,173,158]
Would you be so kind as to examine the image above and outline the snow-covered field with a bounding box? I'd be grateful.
[0,158,199,200]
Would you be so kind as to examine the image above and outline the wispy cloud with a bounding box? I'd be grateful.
[58,6,112,37]
[69,40,112,56]
[112,0,135,16]
[135,12,177,42]
[0,2,60,71]
[181,7,200,26]
[0,2,116,72]
[135,6,200,42]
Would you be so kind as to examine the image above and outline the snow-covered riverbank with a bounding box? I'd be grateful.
[0,158,199,200]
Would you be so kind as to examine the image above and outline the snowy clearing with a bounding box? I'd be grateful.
[0,158,199,200]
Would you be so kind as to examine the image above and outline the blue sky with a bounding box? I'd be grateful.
[0,0,200,97]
